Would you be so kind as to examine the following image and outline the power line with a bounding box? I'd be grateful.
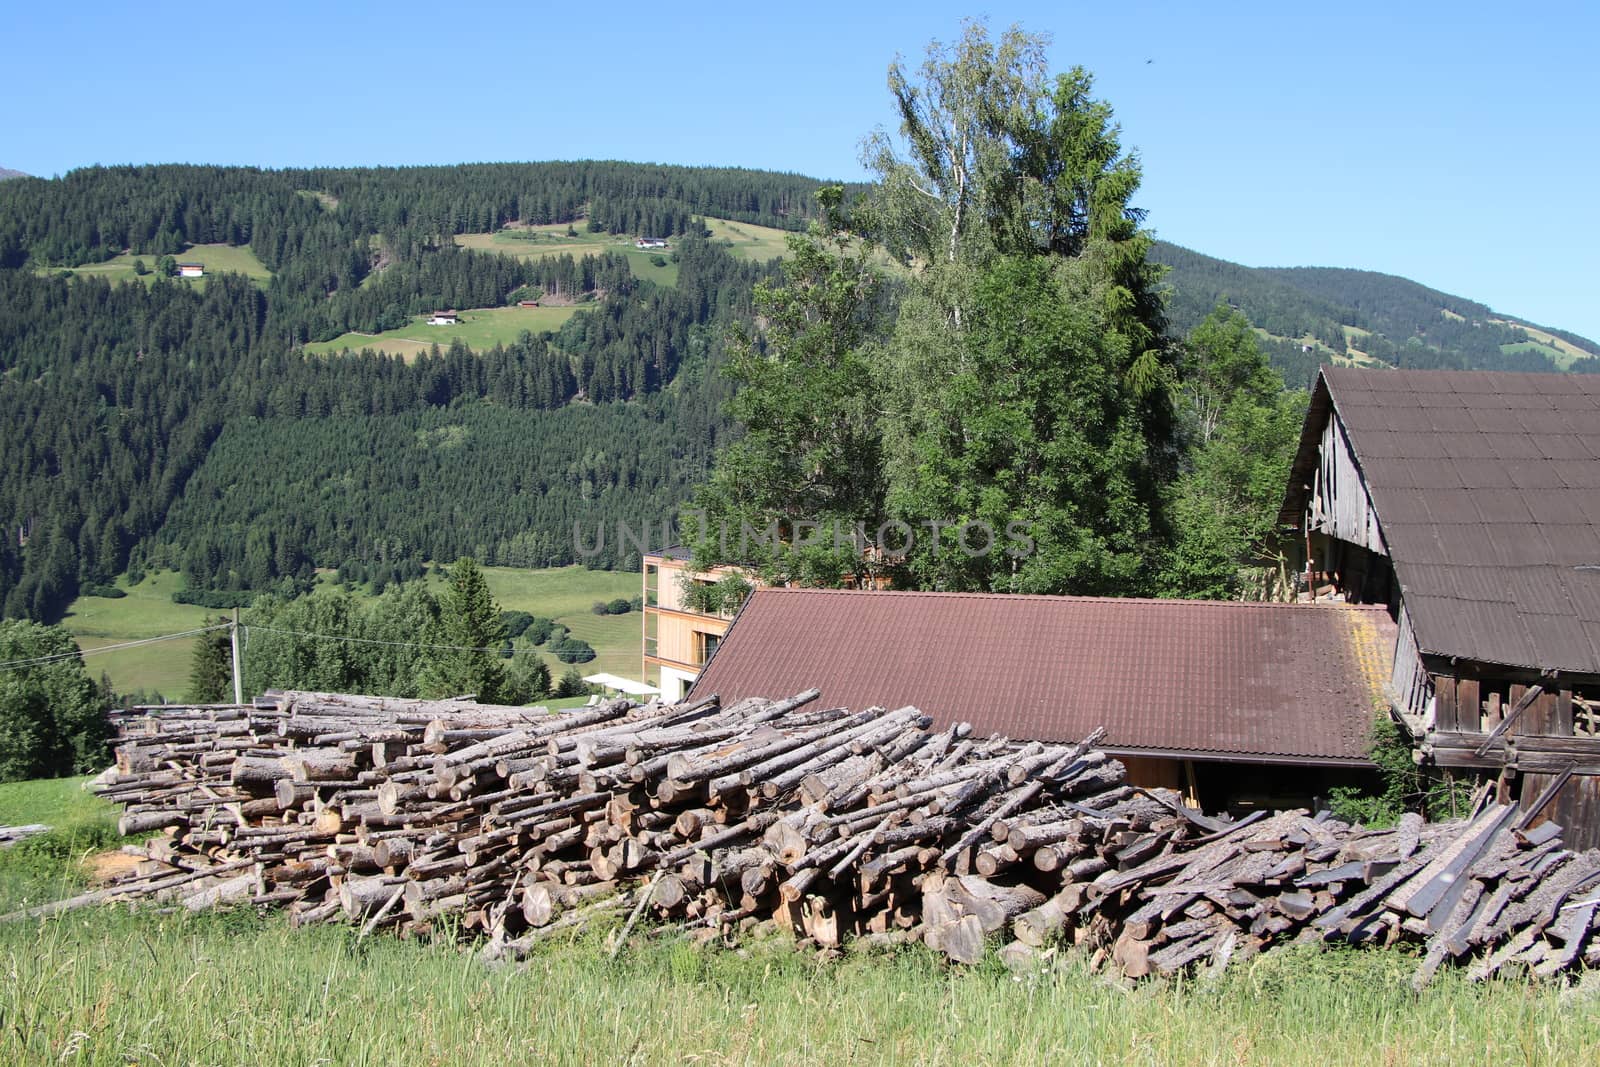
[243,624,640,657]
[0,618,643,675]
[0,624,232,672]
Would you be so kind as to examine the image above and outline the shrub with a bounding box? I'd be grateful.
[499,610,535,639]
[526,617,555,646]
[551,637,596,664]
[172,588,255,609]
[82,584,126,599]
[606,598,632,615]
[554,665,591,698]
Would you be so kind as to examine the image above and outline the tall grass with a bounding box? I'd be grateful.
[0,908,1595,1066]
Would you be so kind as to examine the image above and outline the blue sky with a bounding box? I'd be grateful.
[5,1,1597,341]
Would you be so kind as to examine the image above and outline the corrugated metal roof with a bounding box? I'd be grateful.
[689,589,1393,765]
[1283,366,1600,674]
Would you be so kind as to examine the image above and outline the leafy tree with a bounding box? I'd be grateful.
[420,558,510,702]
[155,254,177,277]
[687,187,889,586]
[870,24,1175,594]
[187,616,233,703]
[1157,306,1307,599]
[0,621,110,780]
[131,258,148,276]
[888,255,1161,593]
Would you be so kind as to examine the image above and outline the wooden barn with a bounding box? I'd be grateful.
[688,587,1395,812]
[1282,366,1600,844]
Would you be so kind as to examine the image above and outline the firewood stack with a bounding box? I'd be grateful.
[64,691,1600,987]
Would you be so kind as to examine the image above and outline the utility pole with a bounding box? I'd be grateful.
[230,607,244,705]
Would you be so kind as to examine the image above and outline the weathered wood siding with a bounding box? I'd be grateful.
[1392,604,1432,723]
[1307,413,1387,555]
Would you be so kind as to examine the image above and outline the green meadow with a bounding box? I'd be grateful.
[303,305,587,360]
[1500,338,1577,369]
[60,565,645,701]
[60,571,212,697]
[38,243,272,287]
[455,215,795,289]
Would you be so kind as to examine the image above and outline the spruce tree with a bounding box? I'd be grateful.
[420,558,510,703]
[187,617,233,703]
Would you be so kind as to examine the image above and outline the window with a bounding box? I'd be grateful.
[694,630,721,667]
[644,564,659,607]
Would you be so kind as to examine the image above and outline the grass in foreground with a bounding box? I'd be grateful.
[0,780,1594,1063]
[0,907,1594,1066]
[0,777,122,913]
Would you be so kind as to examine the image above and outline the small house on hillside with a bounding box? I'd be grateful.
[634,237,669,250]
[517,300,541,308]
[688,587,1394,811]
[427,310,460,326]
[1282,366,1600,844]
[177,263,204,278]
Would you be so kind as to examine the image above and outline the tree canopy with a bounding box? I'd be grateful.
[0,621,109,780]
[693,21,1178,595]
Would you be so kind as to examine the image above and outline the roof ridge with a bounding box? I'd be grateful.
[751,587,1389,612]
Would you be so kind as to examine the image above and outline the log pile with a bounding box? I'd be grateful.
[59,691,1600,986]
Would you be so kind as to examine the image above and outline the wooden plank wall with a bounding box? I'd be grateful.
[1425,673,1600,849]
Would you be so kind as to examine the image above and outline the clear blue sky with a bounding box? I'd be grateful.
[5,1,1597,341]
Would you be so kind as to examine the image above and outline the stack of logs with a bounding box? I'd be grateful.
[58,691,1600,987]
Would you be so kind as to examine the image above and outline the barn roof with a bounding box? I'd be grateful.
[1282,366,1600,674]
[689,588,1393,766]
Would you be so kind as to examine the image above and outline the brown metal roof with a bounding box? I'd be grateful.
[689,589,1393,766]
[1282,366,1600,674]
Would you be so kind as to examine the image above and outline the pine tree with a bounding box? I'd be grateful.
[420,558,510,703]
[187,616,233,703]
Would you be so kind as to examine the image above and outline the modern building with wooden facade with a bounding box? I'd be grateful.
[1282,366,1600,843]
[641,546,756,702]
[689,587,1395,811]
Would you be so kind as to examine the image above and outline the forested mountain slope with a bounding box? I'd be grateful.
[1,161,1595,623]
[1153,241,1600,388]
[0,163,800,619]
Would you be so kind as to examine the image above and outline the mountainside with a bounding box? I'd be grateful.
[1153,241,1600,388]
[0,168,27,182]
[2,161,1597,624]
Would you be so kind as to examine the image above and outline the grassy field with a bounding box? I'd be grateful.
[455,215,795,289]
[303,305,587,359]
[0,776,122,913]
[1500,339,1572,366]
[60,571,212,698]
[1490,318,1595,368]
[702,216,794,261]
[60,565,646,701]
[0,904,1594,1065]
[473,565,641,683]
[38,243,272,288]
[0,776,106,829]
[455,227,681,286]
